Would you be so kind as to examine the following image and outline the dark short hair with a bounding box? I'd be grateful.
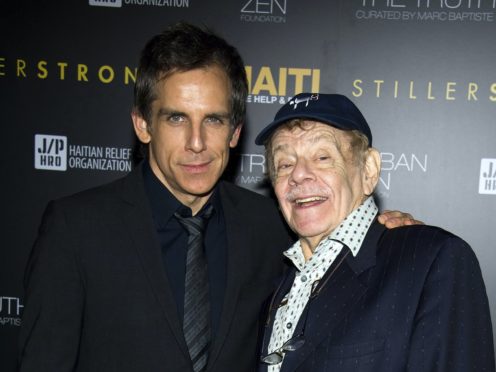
[133,22,248,127]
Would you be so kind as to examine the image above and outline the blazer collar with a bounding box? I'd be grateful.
[262,220,386,372]
[345,219,386,276]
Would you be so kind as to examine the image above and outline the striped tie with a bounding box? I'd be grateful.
[174,205,213,372]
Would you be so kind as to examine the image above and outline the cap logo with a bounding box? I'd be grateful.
[289,93,319,109]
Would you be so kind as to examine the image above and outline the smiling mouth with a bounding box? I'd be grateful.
[294,196,328,207]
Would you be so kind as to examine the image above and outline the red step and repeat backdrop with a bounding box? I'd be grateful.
[1,0,495,369]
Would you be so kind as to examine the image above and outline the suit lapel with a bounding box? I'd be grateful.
[116,164,190,359]
[260,269,297,360]
[279,221,387,372]
[281,252,367,372]
[207,182,256,367]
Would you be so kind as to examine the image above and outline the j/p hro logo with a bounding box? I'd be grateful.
[34,134,133,172]
[35,134,68,171]
[479,158,496,195]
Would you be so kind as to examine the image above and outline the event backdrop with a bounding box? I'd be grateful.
[1,0,495,370]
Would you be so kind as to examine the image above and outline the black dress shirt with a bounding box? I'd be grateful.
[142,161,227,336]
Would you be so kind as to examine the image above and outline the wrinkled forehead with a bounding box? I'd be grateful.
[271,120,348,150]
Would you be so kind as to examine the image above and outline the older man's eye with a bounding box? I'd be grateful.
[277,163,292,170]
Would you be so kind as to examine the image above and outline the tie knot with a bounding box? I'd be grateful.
[174,204,213,236]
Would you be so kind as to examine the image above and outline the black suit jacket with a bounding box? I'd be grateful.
[259,221,495,372]
[18,164,293,372]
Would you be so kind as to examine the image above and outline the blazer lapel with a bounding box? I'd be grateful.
[207,182,258,367]
[259,269,297,364]
[116,164,190,359]
[280,253,367,372]
[280,221,386,372]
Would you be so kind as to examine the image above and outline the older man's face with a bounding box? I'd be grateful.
[271,122,369,252]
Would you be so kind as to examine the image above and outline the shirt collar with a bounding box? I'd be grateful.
[329,196,378,256]
[284,196,378,269]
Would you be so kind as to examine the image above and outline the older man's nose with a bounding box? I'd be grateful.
[289,158,316,185]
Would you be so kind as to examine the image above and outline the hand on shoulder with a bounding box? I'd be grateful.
[378,210,424,229]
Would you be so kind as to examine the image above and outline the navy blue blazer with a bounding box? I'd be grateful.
[259,221,495,372]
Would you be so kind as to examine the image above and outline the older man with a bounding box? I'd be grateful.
[256,93,495,372]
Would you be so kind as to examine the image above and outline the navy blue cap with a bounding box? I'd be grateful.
[255,93,372,146]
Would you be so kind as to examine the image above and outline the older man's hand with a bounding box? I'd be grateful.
[377,210,424,228]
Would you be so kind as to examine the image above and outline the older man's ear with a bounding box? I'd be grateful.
[363,147,425,228]
[362,148,381,196]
